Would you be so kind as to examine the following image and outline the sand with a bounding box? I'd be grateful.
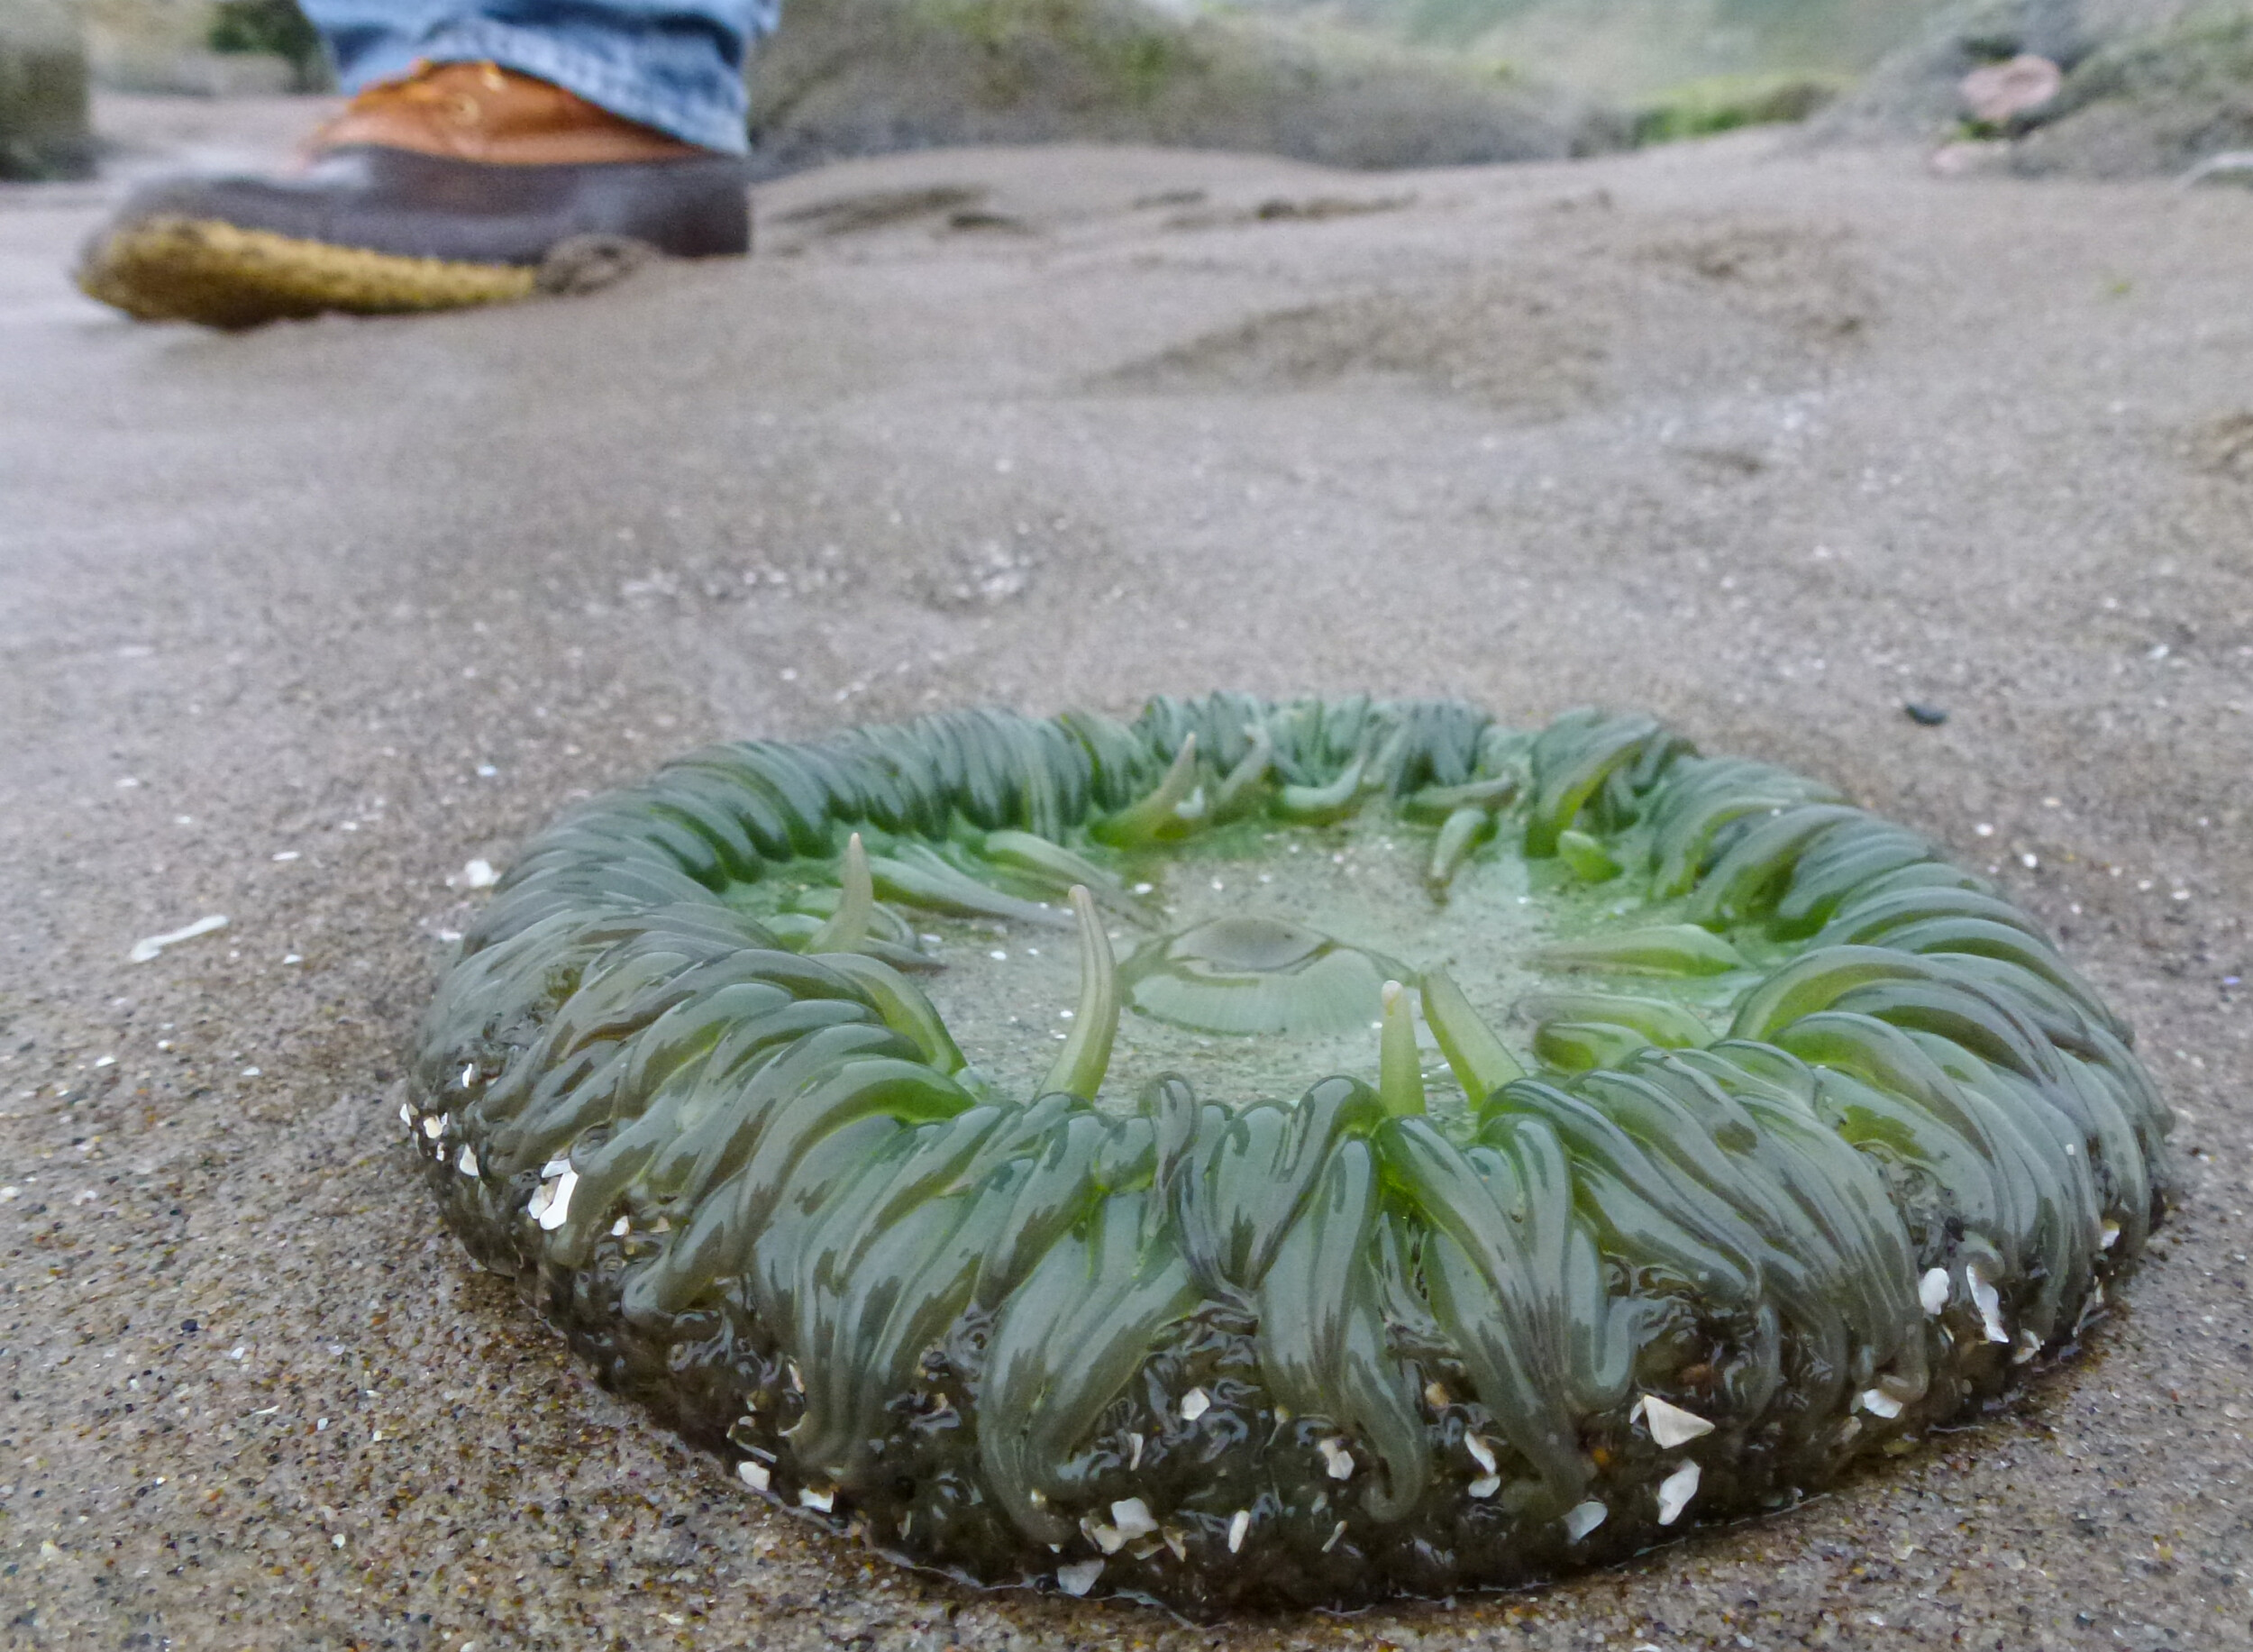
[1,101,2249,1651]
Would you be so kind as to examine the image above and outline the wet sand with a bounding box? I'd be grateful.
[2,109,2249,1650]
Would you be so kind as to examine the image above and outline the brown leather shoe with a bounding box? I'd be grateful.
[77,60,750,330]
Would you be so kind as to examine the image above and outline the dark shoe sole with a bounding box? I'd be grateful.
[78,214,541,329]
[77,146,749,328]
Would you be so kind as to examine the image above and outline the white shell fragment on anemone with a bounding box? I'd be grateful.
[456,1145,479,1177]
[1468,1474,1501,1499]
[536,1169,578,1231]
[1640,1394,1716,1448]
[1110,1498,1157,1542]
[1318,1438,1354,1480]
[1564,1500,1608,1541]
[1858,1387,1904,1420]
[738,1459,771,1492]
[1464,1432,1497,1474]
[1056,1558,1104,1596]
[1920,1266,1952,1315]
[1180,1387,1210,1421]
[1968,1264,2010,1343]
[798,1485,835,1512]
[1656,1461,1702,1526]
[1227,1510,1250,1553]
[422,1113,446,1140]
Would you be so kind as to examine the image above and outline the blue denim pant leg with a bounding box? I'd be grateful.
[297,0,781,153]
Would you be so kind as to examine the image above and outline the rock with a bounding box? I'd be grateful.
[1819,0,2253,178]
[0,0,95,180]
[746,0,1623,181]
[1959,52,2062,122]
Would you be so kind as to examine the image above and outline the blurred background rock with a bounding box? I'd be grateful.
[1822,0,2253,177]
[743,0,1620,177]
[1,0,96,179]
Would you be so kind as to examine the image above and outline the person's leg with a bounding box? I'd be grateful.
[298,0,782,152]
[294,0,455,91]
[75,0,784,328]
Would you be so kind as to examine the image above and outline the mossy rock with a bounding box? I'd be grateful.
[1812,0,2253,170]
[2006,8,2253,173]
[0,0,95,182]
[748,0,1623,179]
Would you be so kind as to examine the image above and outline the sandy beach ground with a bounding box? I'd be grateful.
[2,103,2249,1651]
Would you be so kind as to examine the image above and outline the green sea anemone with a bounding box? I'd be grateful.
[409,697,2169,1612]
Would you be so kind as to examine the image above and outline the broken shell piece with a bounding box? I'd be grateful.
[1920,1266,1951,1316]
[1110,1498,1157,1542]
[129,913,228,963]
[1464,1432,1498,1475]
[799,1485,835,1512]
[1640,1394,1716,1448]
[536,1169,578,1231]
[1655,1461,1701,1526]
[1180,1386,1211,1421]
[1056,1558,1104,1596]
[456,1145,479,1177]
[422,1114,446,1140]
[1563,1500,1607,1541]
[2013,1328,2042,1364]
[1858,1388,1904,1420]
[1424,1381,1451,1409]
[2101,1219,2121,1250]
[1083,1517,1126,1554]
[1468,1474,1500,1499]
[611,1215,631,1237]
[1227,1510,1251,1553]
[1968,1264,2010,1343]
[1323,1520,1346,1553]
[738,1460,771,1492]
[1318,1438,1354,1480]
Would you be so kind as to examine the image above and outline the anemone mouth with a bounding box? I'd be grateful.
[407,695,2172,1616]
[1120,917,1406,1038]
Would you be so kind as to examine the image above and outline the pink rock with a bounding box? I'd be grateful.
[1960,54,2063,125]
